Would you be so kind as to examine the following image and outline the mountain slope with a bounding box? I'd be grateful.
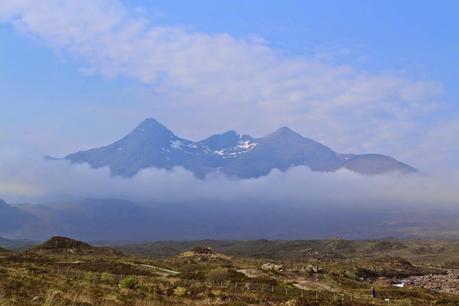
[220,127,342,178]
[60,118,416,178]
[16,199,159,241]
[341,154,416,175]
[0,236,36,250]
[33,236,121,255]
[0,199,39,236]
[66,118,219,177]
[199,130,257,158]
[10,197,406,241]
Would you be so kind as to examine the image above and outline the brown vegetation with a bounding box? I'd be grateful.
[0,237,459,305]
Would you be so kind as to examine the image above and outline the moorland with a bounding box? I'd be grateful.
[2,237,459,305]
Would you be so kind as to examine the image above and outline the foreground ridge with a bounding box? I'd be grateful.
[0,236,457,305]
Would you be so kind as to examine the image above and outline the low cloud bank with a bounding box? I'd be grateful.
[0,150,457,210]
[1,149,459,240]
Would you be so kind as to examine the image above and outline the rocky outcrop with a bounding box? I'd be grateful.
[405,271,459,294]
[261,263,284,272]
[190,246,215,256]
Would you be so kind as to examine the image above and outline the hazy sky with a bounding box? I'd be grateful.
[1,0,459,173]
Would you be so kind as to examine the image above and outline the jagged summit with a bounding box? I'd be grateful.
[58,118,417,178]
[199,130,256,157]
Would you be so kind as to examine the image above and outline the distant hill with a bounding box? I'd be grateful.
[0,199,41,237]
[113,239,413,260]
[0,236,36,250]
[16,199,162,241]
[36,236,92,251]
[4,197,459,242]
[34,236,121,255]
[12,197,408,241]
[59,118,416,178]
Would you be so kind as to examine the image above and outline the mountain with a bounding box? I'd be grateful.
[0,236,36,250]
[340,154,416,175]
[60,118,416,178]
[65,118,218,177]
[0,199,40,236]
[15,198,157,241]
[219,127,343,178]
[8,198,406,241]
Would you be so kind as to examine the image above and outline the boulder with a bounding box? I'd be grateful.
[261,263,284,272]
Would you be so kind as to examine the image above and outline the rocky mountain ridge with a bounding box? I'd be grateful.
[61,118,416,178]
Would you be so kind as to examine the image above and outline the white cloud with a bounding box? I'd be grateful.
[0,149,458,209]
[0,0,458,172]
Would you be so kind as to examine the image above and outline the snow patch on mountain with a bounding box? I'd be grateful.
[171,139,183,149]
[236,140,256,151]
[211,140,257,158]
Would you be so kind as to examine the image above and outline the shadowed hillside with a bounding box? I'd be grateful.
[33,236,121,256]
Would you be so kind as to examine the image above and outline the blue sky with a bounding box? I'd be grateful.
[127,0,459,82]
[0,0,458,172]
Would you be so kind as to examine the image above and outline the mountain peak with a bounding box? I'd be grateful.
[135,118,169,132]
[125,118,175,142]
[222,130,238,137]
[267,126,303,139]
[277,126,295,133]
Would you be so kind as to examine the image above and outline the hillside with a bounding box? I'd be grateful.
[0,236,35,250]
[7,197,459,242]
[1,237,459,305]
[114,239,459,266]
[0,199,39,235]
[33,236,120,256]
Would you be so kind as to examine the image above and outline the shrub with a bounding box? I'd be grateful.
[118,276,139,289]
[179,270,207,281]
[145,284,162,296]
[173,286,187,297]
[82,272,98,283]
[206,267,229,285]
[100,272,115,283]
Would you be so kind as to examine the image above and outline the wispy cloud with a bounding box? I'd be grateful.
[0,0,458,172]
